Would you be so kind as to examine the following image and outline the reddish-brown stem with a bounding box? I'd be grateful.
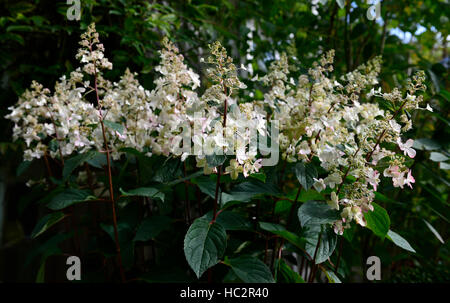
[92,50,125,282]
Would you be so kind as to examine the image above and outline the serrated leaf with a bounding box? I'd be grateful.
[297,201,340,227]
[364,202,390,238]
[31,212,67,238]
[295,162,317,190]
[387,230,416,253]
[228,256,274,283]
[120,187,164,202]
[423,219,445,244]
[134,216,172,242]
[47,188,94,210]
[304,225,337,264]
[184,218,227,278]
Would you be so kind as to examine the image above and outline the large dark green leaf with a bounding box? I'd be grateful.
[297,201,340,227]
[192,176,217,199]
[184,218,227,278]
[364,202,390,238]
[295,162,317,190]
[46,188,94,210]
[227,256,274,283]
[304,225,337,264]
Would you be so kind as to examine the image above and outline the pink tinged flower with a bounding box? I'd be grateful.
[366,169,380,191]
[405,170,415,189]
[397,138,416,158]
[383,165,400,178]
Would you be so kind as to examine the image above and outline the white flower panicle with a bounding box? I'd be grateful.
[6,24,427,235]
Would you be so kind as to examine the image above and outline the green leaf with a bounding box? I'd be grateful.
[16,160,32,176]
[36,259,46,283]
[103,120,125,135]
[430,152,449,162]
[31,212,67,238]
[152,158,182,183]
[423,219,445,244]
[304,225,337,264]
[249,172,266,183]
[120,187,164,202]
[297,201,340,227]
[47,188,94,210]
[364,203,390,238]
[227,256,274,283]
[278,259,305,283]
[192,176,216,199]
[134,216,172,241]
[62,150,98,179]
[387,230,416,253]
[259,222,306,249]
[6,25,34,32]
[184,218,227,278]
[295,162,318,190]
